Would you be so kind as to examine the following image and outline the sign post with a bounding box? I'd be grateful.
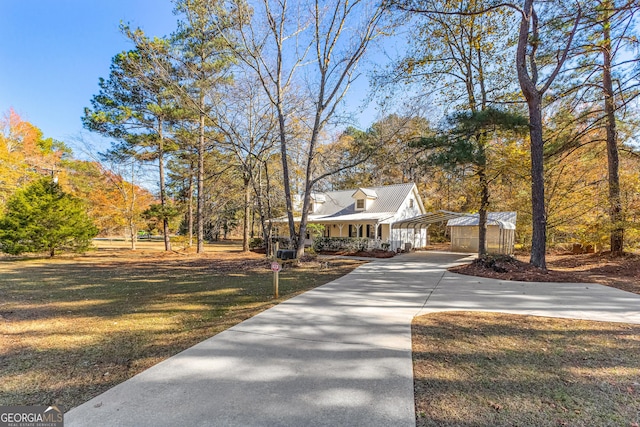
[271,261,281,298]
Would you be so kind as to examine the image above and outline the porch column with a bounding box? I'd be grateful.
[337,224,344,237]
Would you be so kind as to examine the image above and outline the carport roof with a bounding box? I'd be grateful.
[392,210,516,230]
[392,210,464,229]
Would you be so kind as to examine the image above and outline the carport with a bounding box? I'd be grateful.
[392,210,516,254]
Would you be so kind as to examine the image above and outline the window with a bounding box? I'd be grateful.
[409,199,414,208]
[356,199,365,209]
[366,224,373,238]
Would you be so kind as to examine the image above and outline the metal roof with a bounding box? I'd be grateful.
[392,211,464,229]
[392,210,517,230]
[447,212,517,229]
[314,183,418,217]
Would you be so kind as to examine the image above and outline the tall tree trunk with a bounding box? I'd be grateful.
[242,175,250,252]
[278,110,296,248]
[130,161,137,251]
[256,161,273,256]
[197,93,205,253]
[477,150,489,257]
[527,98,547,269]
[158,123,171,251]
[602,6,624,255]
[188,166,194,247]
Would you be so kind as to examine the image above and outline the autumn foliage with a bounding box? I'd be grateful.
[0,109,156,247]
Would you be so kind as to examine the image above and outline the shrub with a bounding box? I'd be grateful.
[249,237,264,250]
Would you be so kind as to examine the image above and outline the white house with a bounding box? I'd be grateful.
[274,183,428,251]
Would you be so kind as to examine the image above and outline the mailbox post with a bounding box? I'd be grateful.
[270,240,297,299]
[271,261,281,298]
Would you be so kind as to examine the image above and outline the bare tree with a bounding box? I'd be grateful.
[214,73,279,251]
[225,0,390,257]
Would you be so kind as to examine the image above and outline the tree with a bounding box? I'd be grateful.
[389,0,516,113]
[214,73,279,252]
[558,0,640,254]
[413,108,527,256]
[515,0,581,268]
[0,178,98,257]
[83,44,178,252]
[394,0,582,268]
[168,0,241,253]
[227,0,390,258]
[388,0,523,256]
[0,109,70,208]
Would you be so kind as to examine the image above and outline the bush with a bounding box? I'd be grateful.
[249,237,264,250]
[313,237,373,252]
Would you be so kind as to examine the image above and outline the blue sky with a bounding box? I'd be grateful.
[0,1,390,156]
[0,1,176,150]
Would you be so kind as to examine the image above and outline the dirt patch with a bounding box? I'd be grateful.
[449,252,640,295]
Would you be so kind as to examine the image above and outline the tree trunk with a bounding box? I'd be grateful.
[197,94,205,254]
[157,129,171,252]
[516,0,547,270]
[478,162,489,258]
[602,7,624,255]
[527,97,547,269]
[188,167,194,248]
[242,175,250,252]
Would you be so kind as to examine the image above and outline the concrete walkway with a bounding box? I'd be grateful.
[66,252,640,427]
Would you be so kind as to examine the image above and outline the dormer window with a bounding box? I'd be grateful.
[308,193,326,214]
[409,199,414,208]
[352,188,377,211]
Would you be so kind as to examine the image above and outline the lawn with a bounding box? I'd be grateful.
[413,312,640,427]
[0,241,363,410]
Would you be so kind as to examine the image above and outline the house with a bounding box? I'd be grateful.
[274,183,427,251]
[446,212,517,254]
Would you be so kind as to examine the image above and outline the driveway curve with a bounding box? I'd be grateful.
[66,252,640,427]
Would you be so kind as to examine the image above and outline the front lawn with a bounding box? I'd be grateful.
[0,243,363,410]
[413,312,640,427]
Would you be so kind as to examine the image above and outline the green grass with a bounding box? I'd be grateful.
[413,312,640,427]
[0,247,363,410]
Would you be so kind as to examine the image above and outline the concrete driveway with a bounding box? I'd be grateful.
[65,252,640,427]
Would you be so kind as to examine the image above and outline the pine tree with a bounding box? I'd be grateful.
[0,178,98,257]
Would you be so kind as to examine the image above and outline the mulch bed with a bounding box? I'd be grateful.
[449,252,640,295]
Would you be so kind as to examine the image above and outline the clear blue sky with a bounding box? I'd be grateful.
[0,1,392,156]
[0,1,176,149]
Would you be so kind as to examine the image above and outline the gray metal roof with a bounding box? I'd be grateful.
[392,210,517,230]
[392,211,463,229]
[447,212,517,229]
[314,183,417,218]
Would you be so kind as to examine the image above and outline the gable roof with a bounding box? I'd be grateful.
[352,188,378,199]
[309,183,418,221]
